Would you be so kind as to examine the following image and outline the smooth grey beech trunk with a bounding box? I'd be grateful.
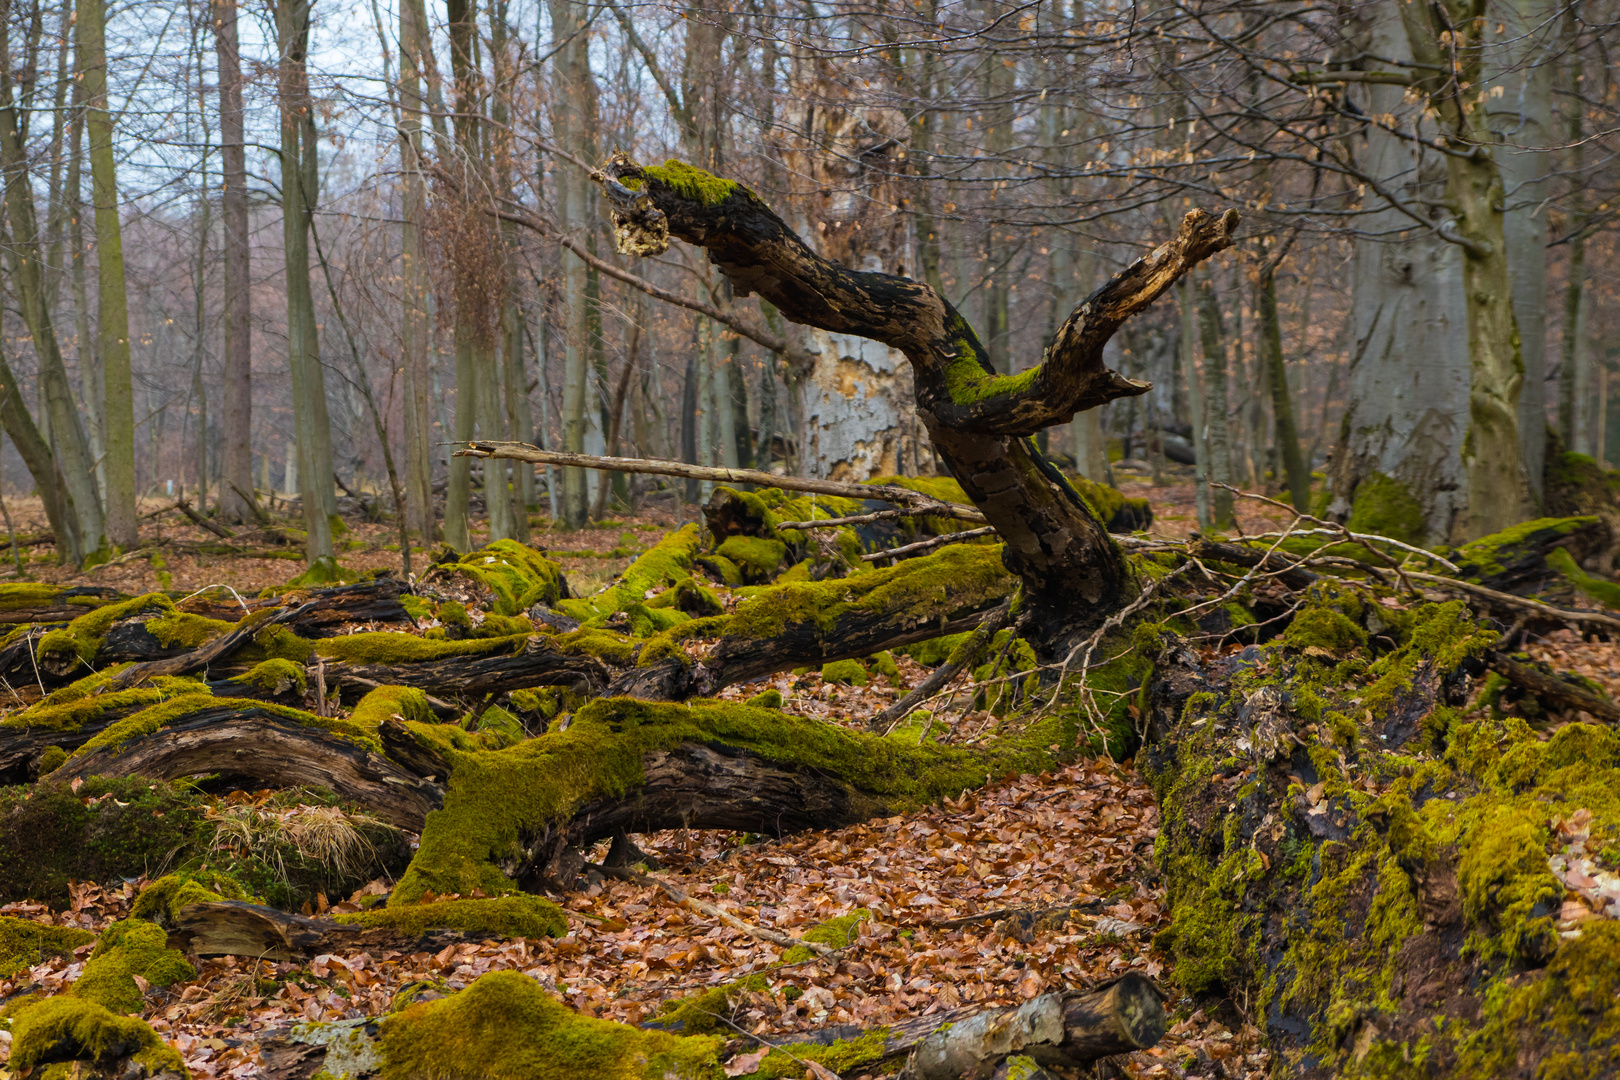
[215,0,255,524]
[1332,2,1470,546]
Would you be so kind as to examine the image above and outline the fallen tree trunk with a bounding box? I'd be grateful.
[169,900,536,960]
[323,636,610,697]
[55,706,442,830]
[251,969,1163,1080]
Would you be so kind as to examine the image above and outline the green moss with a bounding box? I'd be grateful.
[0,916,96,977]
[315,631,530,665]
[437,540,566,615]
[130,873,239,926]
[726,543,1013,642]
[820,659,867,686]
[144,611,236,650]
[391,696,1048,904]
[288,558,359,587]
[741,1027,891,1079]
[779,908,870,964]
[378,969,723,1079]
[715,536,787,584]
[870,650,901,686]
[556,525,703,629]
[652,974,770,1036]
[350,685,437,728]
[231,658,308,696]
[71,695,382,760]
[904,633,969,667]
[70,919,196,1013]
[34,592,175,667]
[236,623,318,664]
[1282,607,1369,653]
[1346,472,1428,547]
[1448,516,1601,583]
[8,996,187,1074]
[638,159,742,206]
[939,307,1036,407]
[0,667,206,735]
[1547,546,1620,609]
[745,689,783,709]
[0,582,73,611]
[335,895,565,939]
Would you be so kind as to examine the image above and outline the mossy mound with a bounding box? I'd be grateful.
[1344,471,1428,547]
[72,919,196,1013]
[0,668,207,737]
[1446,515,1607,592]
[7,995,186,1075]
[334,895,566,939]
[0,778,210,907]
[350,684,437,727]
[1142,588,1620,1075]
[820,659,867,686]
[555,525,704,628]
[428,540,568,616]
[378,968,722,1079]
[0,916,96,978]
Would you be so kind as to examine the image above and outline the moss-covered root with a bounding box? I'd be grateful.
[5,918,195,1076]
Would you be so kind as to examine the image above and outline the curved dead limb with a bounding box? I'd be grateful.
[55,706,442,830]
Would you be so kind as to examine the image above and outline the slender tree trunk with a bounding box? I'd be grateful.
[397,0,435,547]
[276,0,335,570]
[549,0,593,526]
[0,24,101,561]
[1180,280,1211,528]
[191,191,211,514]
[75,0,135,549]
[1259,261,1310,512]
[214,0,253,523]
[1197,276,1236,528]
[66,51,102,505]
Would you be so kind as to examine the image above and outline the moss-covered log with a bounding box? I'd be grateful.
[168,895,565,960]
[1142,588,1620,1077]
[249,967,1162,1079]
[611,543,1015,700]
[322,634,610,698]
[55,704,443,830]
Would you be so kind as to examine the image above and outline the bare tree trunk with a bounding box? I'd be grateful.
[276,0,335,571]
[1488,0,1556,501]
[548,0,594,527]
[397,0,435,547]
[1180,280,1211,528]
[66,43,102,507]
[1198,275,1236,528]
[1259,259,1310,513]
[75,0,135,550]
[0,19,101,562]
[214,0,253,524]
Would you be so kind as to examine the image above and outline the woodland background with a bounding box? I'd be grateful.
[0,0,1613,568]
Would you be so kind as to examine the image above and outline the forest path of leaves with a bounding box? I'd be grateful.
[0,760,1269,1079]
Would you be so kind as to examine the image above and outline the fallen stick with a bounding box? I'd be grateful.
[453,441,989,524]
[864,526,998,563]
[1489,652,1620,724]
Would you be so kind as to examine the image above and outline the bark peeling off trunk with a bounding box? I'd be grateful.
[1142,591,1620,1077]
[56,707,443,831]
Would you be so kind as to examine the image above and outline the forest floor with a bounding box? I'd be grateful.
[2,479,1615,1079]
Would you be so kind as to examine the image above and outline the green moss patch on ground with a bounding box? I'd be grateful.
[0,916,96,977]
[431,540,567,615]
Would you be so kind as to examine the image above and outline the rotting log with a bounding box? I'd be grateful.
[1141,591,1620,1077]
[250,969,1163,1080]
[1489,651,1620,724]
[323,635,610,697]
[898,976,1165,1078]
[169,900,527,961]
[55,707,442,830]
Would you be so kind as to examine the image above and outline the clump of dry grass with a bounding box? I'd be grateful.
[208,802,392,888]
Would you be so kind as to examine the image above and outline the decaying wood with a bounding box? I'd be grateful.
[169,900,520,961]
[56,707,442,830]
[455,441,988,524]
[0,585,120,624]
[897,976,1165,1078]
[323,636,609,697]
[1490,651,1620,723]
